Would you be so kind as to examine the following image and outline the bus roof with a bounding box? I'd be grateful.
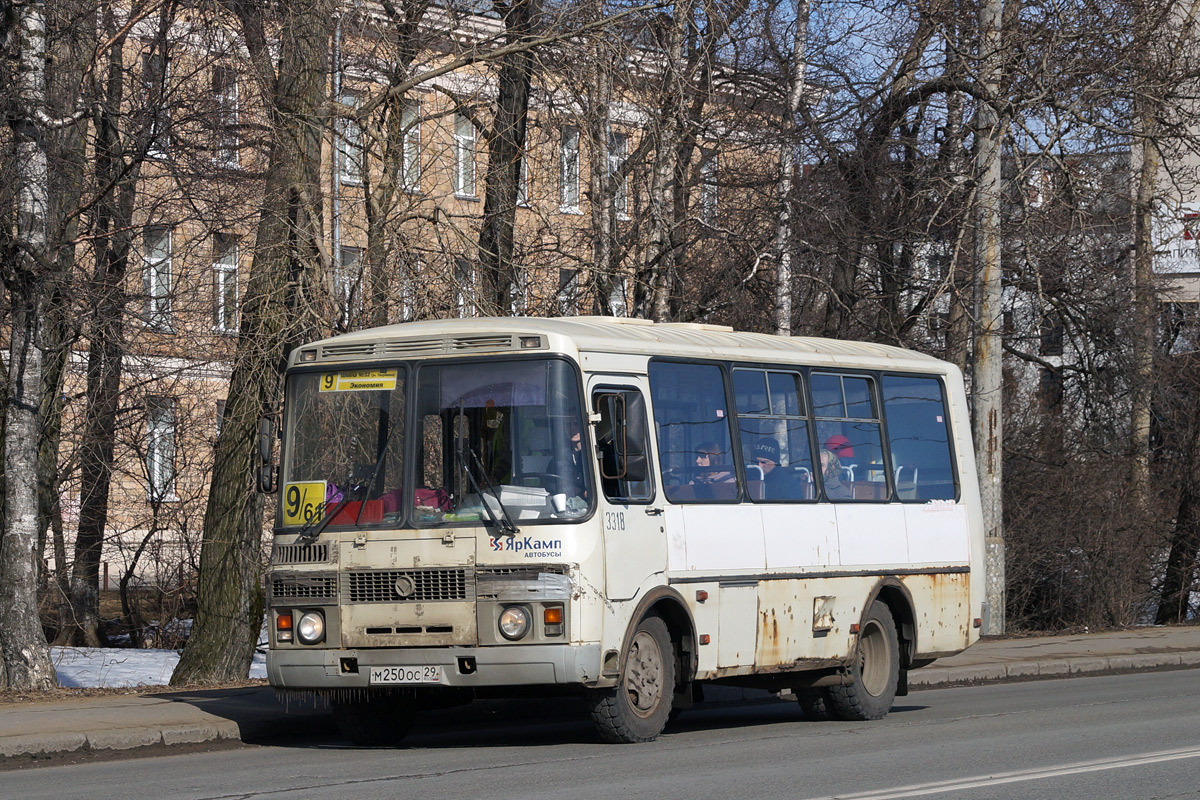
[295,316,952,374]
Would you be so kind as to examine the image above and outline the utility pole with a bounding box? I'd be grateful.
[973,0,1006,635]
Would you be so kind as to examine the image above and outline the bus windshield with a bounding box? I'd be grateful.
[279,358,591,530]
[280,368,408,528]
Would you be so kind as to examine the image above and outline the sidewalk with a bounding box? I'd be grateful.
[3,626,1199,763]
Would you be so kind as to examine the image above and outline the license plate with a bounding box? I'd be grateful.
[369,665,441,684]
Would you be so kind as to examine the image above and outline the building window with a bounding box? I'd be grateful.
[700,154,718,223]
[558,268,578,315]
[142,50,170,159]
[212,65,238,167]
[337,93,363,184]
[143,226,172,331]
[147,397,177,501]
[399,254,422,321]
[1040,316,1064,356]
[401,102,421,191]
[608,276,628,317]
[517,152,530,207]
[337,246,363,328]
[212,233,238,333]
[560,126,580,211]
[453,114,476,197]
[608,131,629,218]
[455,257,476,317]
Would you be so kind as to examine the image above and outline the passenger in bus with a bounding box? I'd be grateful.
[692,441,734,485]
[820,448,852,499]
[753,438,803,500]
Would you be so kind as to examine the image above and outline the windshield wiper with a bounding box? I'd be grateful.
[455,444,519,536]
[294,473,361,544]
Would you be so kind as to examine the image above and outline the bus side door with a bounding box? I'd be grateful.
[589,379,664,601]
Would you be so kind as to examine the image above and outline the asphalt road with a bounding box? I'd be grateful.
[9,669,1200,799]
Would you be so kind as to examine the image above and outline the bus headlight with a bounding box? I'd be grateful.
[296,611,325,645]
[498,606,531,640]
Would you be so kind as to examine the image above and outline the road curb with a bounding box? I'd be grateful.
[908,652,1197,689]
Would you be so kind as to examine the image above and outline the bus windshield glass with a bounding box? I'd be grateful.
[413,358,591,526]
[280,368,408,529]
[279,358,591,530]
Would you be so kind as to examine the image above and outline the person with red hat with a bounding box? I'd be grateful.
[824,434,853,459]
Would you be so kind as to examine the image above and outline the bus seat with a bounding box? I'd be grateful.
[746,479,764,500]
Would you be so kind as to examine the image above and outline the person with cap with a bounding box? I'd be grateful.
[753,437,803,500]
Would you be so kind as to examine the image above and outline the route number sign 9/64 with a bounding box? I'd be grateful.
[283,481,327,526]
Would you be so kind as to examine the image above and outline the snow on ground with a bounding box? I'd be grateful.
[52,647,267,688]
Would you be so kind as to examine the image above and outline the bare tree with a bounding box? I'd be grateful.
[173,0,334,684]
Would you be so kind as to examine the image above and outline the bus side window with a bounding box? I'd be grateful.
[880,375,957,501]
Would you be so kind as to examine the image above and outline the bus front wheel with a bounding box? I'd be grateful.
[828,600,899,721]
[588,615,675,743]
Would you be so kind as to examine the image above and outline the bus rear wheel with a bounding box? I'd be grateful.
[331,693,417,746]
[828,600,899,721]
[588,615,675,743]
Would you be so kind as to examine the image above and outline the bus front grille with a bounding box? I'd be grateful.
[271,574,337,602]
[271,543,331,565]
[345,568,473,603]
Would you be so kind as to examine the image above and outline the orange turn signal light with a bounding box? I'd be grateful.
[543,607,563,625]
[276,613,293,630]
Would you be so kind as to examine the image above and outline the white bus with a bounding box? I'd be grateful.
[264,317,985,744]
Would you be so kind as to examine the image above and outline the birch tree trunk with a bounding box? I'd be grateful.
[173,0,332,684]
[0,0,62,690]
[587,33,615,315]
[772,0,809,337]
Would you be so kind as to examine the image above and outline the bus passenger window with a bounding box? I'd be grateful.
[733,368,813,503]
[881,376,957,501]
[811,372,887,502]
[648,362,735,504]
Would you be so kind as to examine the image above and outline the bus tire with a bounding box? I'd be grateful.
[588,615,675,743]
[828,600,899,721]
[331,694,416,746]
[796,687,836,721]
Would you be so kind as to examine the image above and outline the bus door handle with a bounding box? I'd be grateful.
[645,507,663,516]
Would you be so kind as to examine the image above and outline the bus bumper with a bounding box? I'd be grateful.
[267,643,604,690]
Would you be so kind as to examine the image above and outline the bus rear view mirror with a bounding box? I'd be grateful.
[257,415,277,493]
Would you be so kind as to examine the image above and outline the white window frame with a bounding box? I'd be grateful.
[213,233,238,333]
[401,101,421,192]
[143,226,172,331]
[453,114,476,197]
[560,126,581,212]
[338,93,363,185]
[146,396,177,501]
[212,65,239,168]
